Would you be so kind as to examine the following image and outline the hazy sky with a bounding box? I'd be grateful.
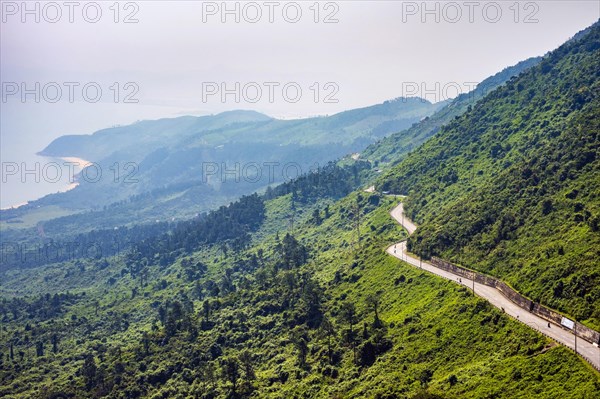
[1,1,599,161]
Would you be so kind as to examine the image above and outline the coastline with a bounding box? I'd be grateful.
[60,156,93,169]
[55,156,93,192]
[0,201,29,211]
[0,155,92,211]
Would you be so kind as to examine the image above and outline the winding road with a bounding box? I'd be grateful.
[386,202,600,371]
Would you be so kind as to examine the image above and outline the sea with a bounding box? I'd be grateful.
[0,153,90,210]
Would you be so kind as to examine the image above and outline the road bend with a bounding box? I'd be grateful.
[387,202,600,371]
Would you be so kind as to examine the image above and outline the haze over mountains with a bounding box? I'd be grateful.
[23,98,441,212]
[1,99,443,243]
[2,55,541,239]
[40,98,441,161]
[0,19,599,399]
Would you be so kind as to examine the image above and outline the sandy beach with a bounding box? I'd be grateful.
[59,156,93,191]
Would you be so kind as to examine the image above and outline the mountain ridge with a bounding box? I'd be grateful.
[379,20,600,328]
[38,98,439,161]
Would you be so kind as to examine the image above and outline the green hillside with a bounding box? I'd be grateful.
[2,18,600,399]
[380,22,600,329]
[0,55,541,247]
[361,57,541,166]
[1,188,598,398]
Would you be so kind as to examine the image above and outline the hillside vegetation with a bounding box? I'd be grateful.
[362,56,541,166]
[2,18,600,399]
[380,22,600,329]
[0,53,542,256]
[1,185,598,398]
[0,55,541,257]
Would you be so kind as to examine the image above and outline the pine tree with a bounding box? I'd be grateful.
[238,350,255,381]
[312,208,322,225]
[35,341,44,357]
[142,331,150,356]
[202,299,211,324]
[291,328,309,369]
[82,353,97,390]
[319,316,336,365]
[366,293,382,328]
[340,301,357,363]
[222,357,240,395]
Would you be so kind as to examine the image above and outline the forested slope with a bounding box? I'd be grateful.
[380,22,600,328]
[2,187,598,398]
[361,56,541,166]
[2,19,600,399]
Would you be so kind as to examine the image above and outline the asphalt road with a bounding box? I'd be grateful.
[386,202,600,371]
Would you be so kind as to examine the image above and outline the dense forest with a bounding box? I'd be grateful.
[2,187,598,398]
[1,162,370,271]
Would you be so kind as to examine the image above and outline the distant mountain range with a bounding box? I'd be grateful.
[37,97,443,207]
[1,52,546,242]
[0,99,441,232]
[2,49,549,240]
[40,99,442,162]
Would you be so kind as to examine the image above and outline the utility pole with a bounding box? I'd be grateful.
[356,206,361,246]
[353,202,361,249]
[472,274,475,296]
[574,323,577,354]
